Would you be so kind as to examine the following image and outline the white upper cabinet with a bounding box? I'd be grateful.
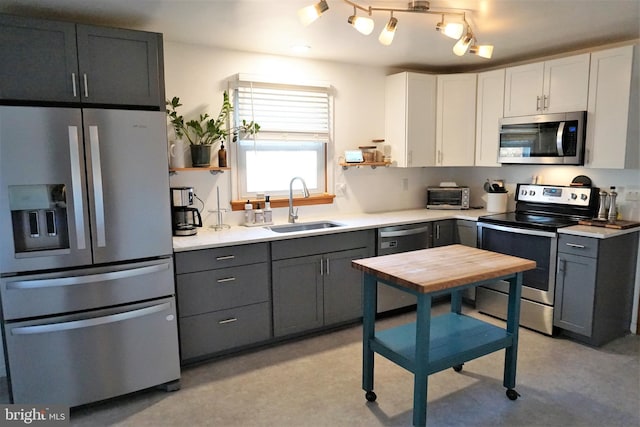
[384,72,436,167]
[504,53,590,117]
[585,45,638,169]
[436,73,477,166]
[475,69,505,167]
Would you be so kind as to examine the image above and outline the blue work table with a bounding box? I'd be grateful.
[351,244,536,427]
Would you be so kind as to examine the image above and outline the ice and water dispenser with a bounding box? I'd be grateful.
[8,184,69,254]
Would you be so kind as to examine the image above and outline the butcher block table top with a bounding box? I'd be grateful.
[352,244,536,294]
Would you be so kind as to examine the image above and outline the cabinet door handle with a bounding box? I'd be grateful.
[565,243,585,249]
[326,258,330,275]
[83,73,89,98]
[71,73,78,97]
[558,259,566,274]
[436,224,441,240]
[216,255,235,261]
[543,95,549,110]
[536,95,541,111]
[320,259,324,276]
[218,318,237,325]
[217,277,236,283]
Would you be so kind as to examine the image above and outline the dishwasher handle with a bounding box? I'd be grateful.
[379,225,431,238]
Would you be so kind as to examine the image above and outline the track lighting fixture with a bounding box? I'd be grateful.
[378,13,398,46]
[469,44,494,59]
[297,0,494,58]
[298,0,329,27]
[453,27,473,56]
[348,6,374,35]
[435,16,464,40]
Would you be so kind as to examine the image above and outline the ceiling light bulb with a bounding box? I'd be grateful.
[436,21,464,40]
[470,44,494,59]
[453,31,473,56]
[348,15,375,35]
[298,0,329,26]
[378,16,398,46]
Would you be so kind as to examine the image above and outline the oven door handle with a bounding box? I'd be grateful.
[478,222,558,238]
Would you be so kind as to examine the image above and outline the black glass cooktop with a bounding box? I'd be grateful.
[479,212,579,231]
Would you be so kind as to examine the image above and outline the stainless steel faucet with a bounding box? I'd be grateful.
[288,176,310,223]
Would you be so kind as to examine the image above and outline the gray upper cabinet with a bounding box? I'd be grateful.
[0,15,78,103]
[75,25,162,107]
[0,14,164,108]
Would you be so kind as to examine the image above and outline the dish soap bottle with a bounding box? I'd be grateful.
[218,142,227,167]
[264,196,272,224]
[254,203,264,224]
[244,200,254,225]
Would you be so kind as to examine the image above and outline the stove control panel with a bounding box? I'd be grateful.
[517,184,592,206]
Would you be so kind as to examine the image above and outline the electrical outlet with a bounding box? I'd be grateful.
[625,191,639,201]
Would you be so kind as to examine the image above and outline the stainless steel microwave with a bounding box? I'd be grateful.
[498,111,586,165]
[426,187,470,210]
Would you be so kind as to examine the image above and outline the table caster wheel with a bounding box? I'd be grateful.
[506,389,520,400]
[452,364,463,372]
[365,391,377,402]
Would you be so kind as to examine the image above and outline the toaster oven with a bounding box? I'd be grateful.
[426,187,470,209]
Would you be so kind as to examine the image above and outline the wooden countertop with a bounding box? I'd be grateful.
[352,244,536,294]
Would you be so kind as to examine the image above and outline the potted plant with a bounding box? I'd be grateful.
[166,91,260,167]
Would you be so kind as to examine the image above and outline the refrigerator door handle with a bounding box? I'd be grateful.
[89,125,107,247]
[68,126,87,250]
[10,302,171,335]
[7,262,169,290]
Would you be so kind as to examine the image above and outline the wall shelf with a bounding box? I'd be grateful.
[169,167,230,176]
[340,161,391,170]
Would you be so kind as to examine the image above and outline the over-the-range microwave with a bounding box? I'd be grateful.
[498,111,586,165]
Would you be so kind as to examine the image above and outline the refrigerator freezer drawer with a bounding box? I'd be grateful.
[5,296,180,406]
[0,258,175,320]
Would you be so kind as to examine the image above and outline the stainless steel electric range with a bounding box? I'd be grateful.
[476,183,600,335]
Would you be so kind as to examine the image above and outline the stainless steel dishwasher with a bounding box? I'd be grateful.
[376,223,431,313]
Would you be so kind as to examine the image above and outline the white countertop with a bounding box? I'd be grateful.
[172,208,488,252]
[558,224,640,239]
[173,208,640,252]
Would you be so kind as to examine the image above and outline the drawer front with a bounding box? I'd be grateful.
[176,263,270,316]
[5,297,180,406]
[0,258,175,320]
[558,235,598,258]
[175,243,268,274]
[179,302,272,360]
[271,230,374,260]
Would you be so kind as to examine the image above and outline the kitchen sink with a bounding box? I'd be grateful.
[265,221,344,233]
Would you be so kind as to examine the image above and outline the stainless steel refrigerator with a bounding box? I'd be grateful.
[0,106,180,406]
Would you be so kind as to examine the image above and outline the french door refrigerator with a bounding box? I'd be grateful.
[0,106,180,406]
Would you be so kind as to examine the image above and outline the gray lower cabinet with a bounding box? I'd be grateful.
[271,230,375,337]
[456,219,478,302]
[432,219,456,247]
[0,14,164,108]
[175,243,272,361]
[555,232,639,346]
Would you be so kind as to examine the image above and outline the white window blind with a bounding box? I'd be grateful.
[235,82,330,142]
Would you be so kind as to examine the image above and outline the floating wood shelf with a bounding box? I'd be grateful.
[169,167,230,175]
[339,161,391,170]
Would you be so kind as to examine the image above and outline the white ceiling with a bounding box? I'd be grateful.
[1,0,639,72]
